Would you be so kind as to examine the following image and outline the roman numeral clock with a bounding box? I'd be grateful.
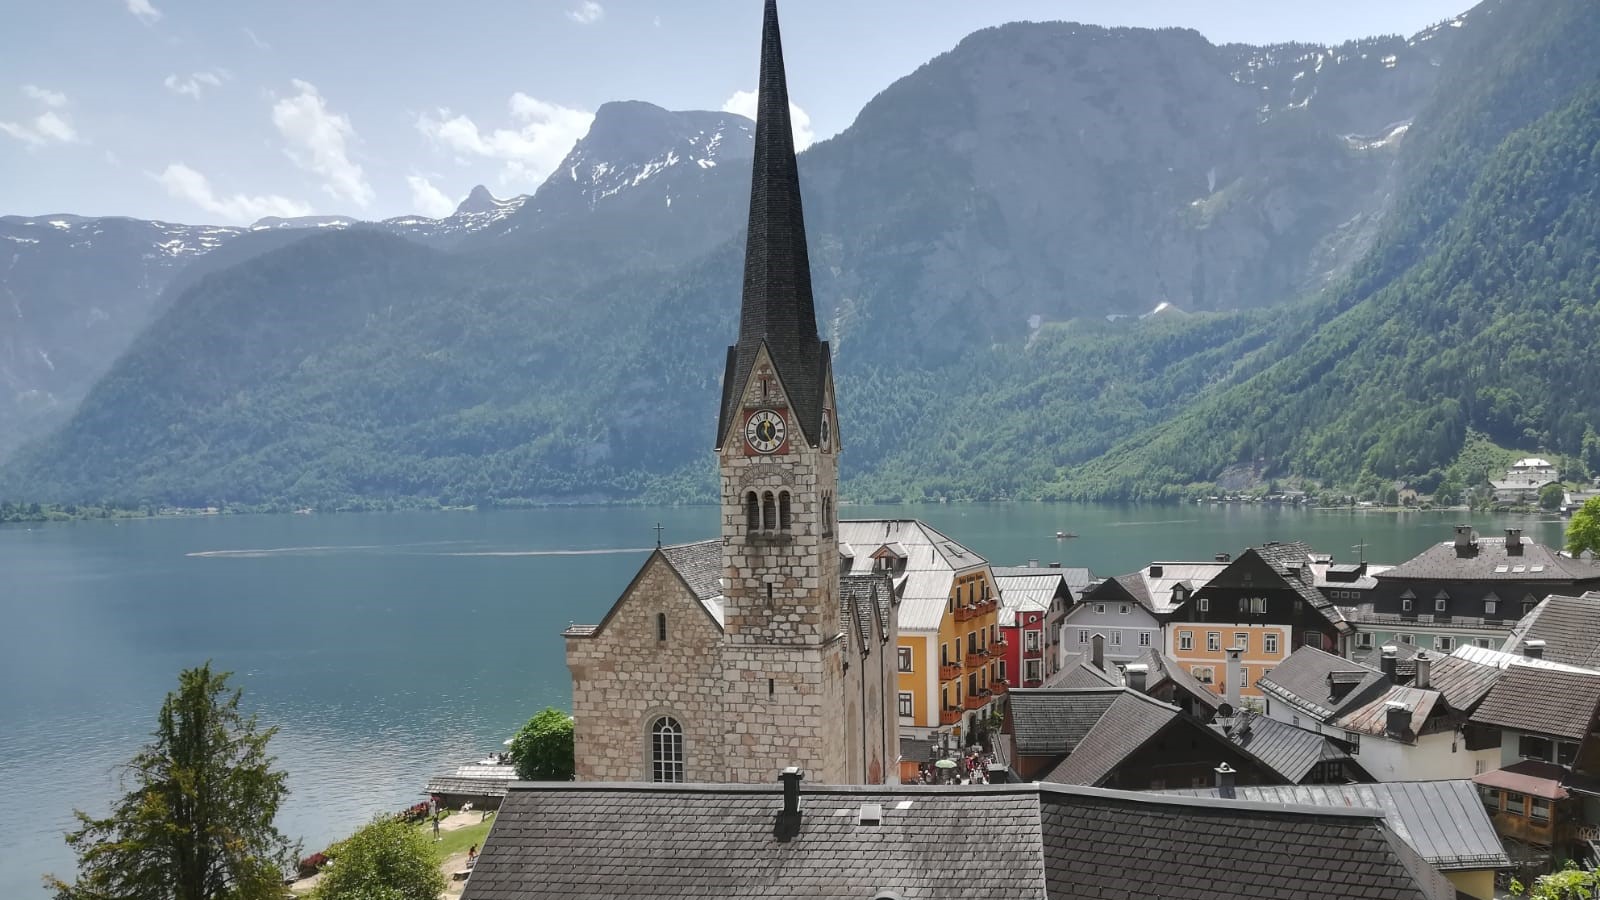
[744,408,787,454]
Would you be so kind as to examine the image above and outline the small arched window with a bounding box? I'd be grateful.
[650,716,684,783]
[762,492,776,532]
[779,491,792,531]
[656,612,667,642]
[745,492,759,531]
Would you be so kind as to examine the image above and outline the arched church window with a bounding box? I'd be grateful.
[762,492,776,532]
[745,492,759,531]
[657,612,667,642]
[779,491,792,531]
[649,716,684,783]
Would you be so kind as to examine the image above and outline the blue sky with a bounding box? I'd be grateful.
[2,0,1473,225]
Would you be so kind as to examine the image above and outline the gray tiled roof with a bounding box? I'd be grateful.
[1135,648,1223,710]
[464,782,1455,900]
[1503,592,1600,667]
[1380,537,1599,582]
[1041,652,1119,689]
[1424,654,1502,713]
[1256,646,1387,721]
[1040,786,1454,900]
[839,573,892,652]
[1251,542,1349,629]
[425,776,513,798]
[1157,781,1511,872]
[1224,709,1352,783]
[1472,664,1600,740]
[660,540,723,602]
[1041,690,1179,786]
[1008,688,1120,755]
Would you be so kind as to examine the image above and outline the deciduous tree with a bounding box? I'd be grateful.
[1569,496,1600,557]
[308,815,444,900]
[46,663,295,900]
[509,708,575,781]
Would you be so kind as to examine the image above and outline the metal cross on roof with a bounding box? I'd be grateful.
[654,522,665,548]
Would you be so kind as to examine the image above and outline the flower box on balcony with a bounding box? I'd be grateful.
[939,707,962,726]
[964,691,991,710]
[939,663,961,681]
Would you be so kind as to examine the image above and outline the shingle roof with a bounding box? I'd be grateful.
[1472,664,1600,740]
[1224,709,1353,783]
[1379,537,1599,582]
[1256,646,1387,721]
[1040,786,1453,900]
[465,782,1454,900]
[1041,652,1119,689]
[1503,592,1600,668]
[660,539,726,627]
[1134,649,1223,710]
[1424,654,1502,713]
[839,573,892,653]
[425,776,514,798]
[1008,688,1120,755]
[1157,781,1510,872]
[1249,542,1349,630]
[1041,690,1180,786]
[716,0,828,449]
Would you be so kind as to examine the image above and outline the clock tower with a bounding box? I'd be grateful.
[714,0,846,784]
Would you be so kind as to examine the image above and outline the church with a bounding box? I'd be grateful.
[563,0,901,785]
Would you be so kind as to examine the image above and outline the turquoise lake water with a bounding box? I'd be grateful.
[0,503,1566,896]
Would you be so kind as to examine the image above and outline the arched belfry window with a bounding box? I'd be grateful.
[745,492,759,531]
[762,492,776,532]
[650,716,684,783]
[779,491,792,531]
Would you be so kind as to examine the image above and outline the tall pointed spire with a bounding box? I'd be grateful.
[718,0,828,448]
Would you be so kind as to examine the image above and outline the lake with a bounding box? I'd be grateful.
[0,502,1566,896]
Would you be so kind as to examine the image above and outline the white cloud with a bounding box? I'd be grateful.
[271,79,373,208]
[126,0,161,23]
[1,86,81,147]
[155,163,312,223]
[22,85,66,108]
[567,1,604,24]
[164,70,226,100]
[416,93,594,188]
[406,175,458,219]
[721,89,815,151]
[243,27,271,50]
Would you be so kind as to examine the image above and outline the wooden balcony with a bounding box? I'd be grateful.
[964,649,990,670]
[964,690,992,710]
[939,663,962,681]
[991,679,1009,695]
[939,707,962,726]
[953,604,975,623]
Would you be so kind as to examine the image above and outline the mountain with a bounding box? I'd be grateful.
[10,1,1596,508]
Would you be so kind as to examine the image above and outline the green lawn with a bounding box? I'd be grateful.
[424,813,496,862]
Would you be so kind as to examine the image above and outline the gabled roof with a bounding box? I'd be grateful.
[1379,537,1599,582]
[995,573,1060,626]
[837,519,988,631]
[1449,642,1600,674]
[1125,561,1228,614]
[1424,654,1502,713]
[992,565,1094,597]
[1224,709,1354,783]
[1256,646,1387,721]
[839,573,894,655]
[1041,690,1182,786]
[1133,648,1223,711]
[1008,688,1121,755]
[1244,542,1350,630]
[1472,664,1600,740]
[465,781,1456,900]
[1502,592,1600,668]
[1336,685,1439,741]
[1157,781,1510,872]
[566,541,725,637]
[1042,652,1119,690]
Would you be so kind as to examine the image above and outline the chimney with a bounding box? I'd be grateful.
[779,767,804,816]
[1149,564,1164,578]
[1506,529,1524,556]
[1380,645,1398,680]
[1125,663,1149,693]
[1049,562,1061,568]
[1454,525,1475,551]
[1214,762,1237,799]
[1091,633,1105,670]
[1027,559,1040,568]
[1414,651,1431,690]
[1385,701,1410,737]
[1524,639,1547,660]
[1215,552,1232,563]
[1225,646,1244,711]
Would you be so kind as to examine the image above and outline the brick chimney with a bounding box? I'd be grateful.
[1385,701,1410,738]
[1214,762,1237,799]
[1125,663,1149,693]
[1454,525,1476,556]
[1414,651,1431,690]
[1091,634,1105,671]
[1380,645,1399,680]
[779,767,804,815]
[1524,639,1547,660]
[1506,529,1524,556]
[1225,646,1245,711]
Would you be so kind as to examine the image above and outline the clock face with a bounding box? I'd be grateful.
[745,409,786,454]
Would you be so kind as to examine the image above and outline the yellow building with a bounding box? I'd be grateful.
[838,520,1000,745]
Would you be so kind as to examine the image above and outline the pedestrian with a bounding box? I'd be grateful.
[429,796,441,842]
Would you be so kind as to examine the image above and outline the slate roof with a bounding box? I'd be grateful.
[1041,652,1119,689]
[1424,654,1503,713]
[660,539,726,627]
[1379,536,1598,582]
[1251,542,1350,630]
[1224,709,1353,783]
[838,573,893,653]
[1472,664,1600,740]
[717,0,829,449]
[1256,646,1387,721]
[1041,690,1181,786]
[425,776,513,798]
[1040,785,1454,900]
[1157,781,1511,872]
[1008,687,1120,755]
[464,781,1455,900]
[1503,592,1600,667]
[1134,648,1223,710]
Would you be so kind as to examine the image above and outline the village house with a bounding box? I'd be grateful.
[1256,645,1502,782]
[1220,708,1368,785]
[837,519,1000,747]
[1338,526,1600,659]
[1502,591,1600,666]
[1063,573,1166,670]
[1125,649,1225,721]
[462,777,1462,900]
[992,564,1085,688]
[1157,781,1510,899]
[1165,542,1349,700]
[562,0,898,785]
[1004,685,1280,788]
[1491,457,1560,503]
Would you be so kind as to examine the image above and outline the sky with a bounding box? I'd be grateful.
[1,0,1474,226]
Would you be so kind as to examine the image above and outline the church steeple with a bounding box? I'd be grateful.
[716,0,828,450]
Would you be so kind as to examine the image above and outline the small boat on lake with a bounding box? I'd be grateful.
[1055,531,1078,539]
